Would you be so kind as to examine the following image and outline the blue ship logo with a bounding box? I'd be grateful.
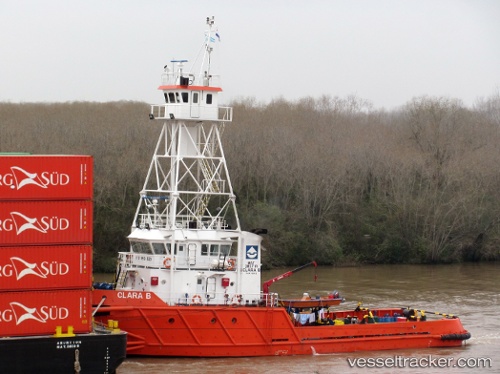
[246,245,258,260]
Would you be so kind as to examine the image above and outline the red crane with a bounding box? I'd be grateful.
[262,261,317,294]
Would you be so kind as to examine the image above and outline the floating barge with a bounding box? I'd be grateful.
[0,154,126,372]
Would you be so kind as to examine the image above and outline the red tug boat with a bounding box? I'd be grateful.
[93,17,470,357]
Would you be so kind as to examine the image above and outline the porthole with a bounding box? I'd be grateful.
[168,318,175,324]
[231,318,237,324]
[210,318,217,324]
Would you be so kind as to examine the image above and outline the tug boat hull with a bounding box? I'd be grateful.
[93,289,469,357]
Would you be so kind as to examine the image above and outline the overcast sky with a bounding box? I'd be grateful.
[1,0,499,110]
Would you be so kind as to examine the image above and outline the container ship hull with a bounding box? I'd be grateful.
[0,331,127,373]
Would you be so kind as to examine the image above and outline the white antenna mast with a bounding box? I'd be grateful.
[199,16,216,82]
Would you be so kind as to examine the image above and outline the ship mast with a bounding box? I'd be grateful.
[199,16,216,82]
[134,17,239,234]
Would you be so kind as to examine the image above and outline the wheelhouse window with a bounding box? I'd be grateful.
[193,92,199,104]
[201,244,222,256]
[130,241,153,254]
[206,94,213,105]
[167,92,175,103]
[181,92,189,103]
[152,242,167,255]
[220,245,231,256]
[210,244,218,256]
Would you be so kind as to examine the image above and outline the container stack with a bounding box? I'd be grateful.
[0,155,93,337]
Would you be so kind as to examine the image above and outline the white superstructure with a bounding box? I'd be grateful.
[115,17,265,307]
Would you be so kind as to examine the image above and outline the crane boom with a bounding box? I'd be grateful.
[262,261,317,294]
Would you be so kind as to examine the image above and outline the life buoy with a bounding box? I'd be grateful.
[163,256,172,269]
[227,258,236,271]
[231,294,242,305]
[192,294,202,304]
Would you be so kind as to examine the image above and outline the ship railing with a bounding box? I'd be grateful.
[160,72,221,87]
[262,292,280,307]
[171,291,280,307]
[218,106,233,122]
[118,253,243,274]
[117,252,132,268]
[117,252,165,269]
[136,213,165,229]
[118,252,239,270]
[176,216,231,230]
[150,104,233,122]
[136,213,230,230]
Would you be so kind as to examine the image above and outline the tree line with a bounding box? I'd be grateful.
[1,94,499,271]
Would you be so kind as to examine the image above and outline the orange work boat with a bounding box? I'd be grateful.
[279,296,343,309]
[262,261,345,309]
[92,17,470,357]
